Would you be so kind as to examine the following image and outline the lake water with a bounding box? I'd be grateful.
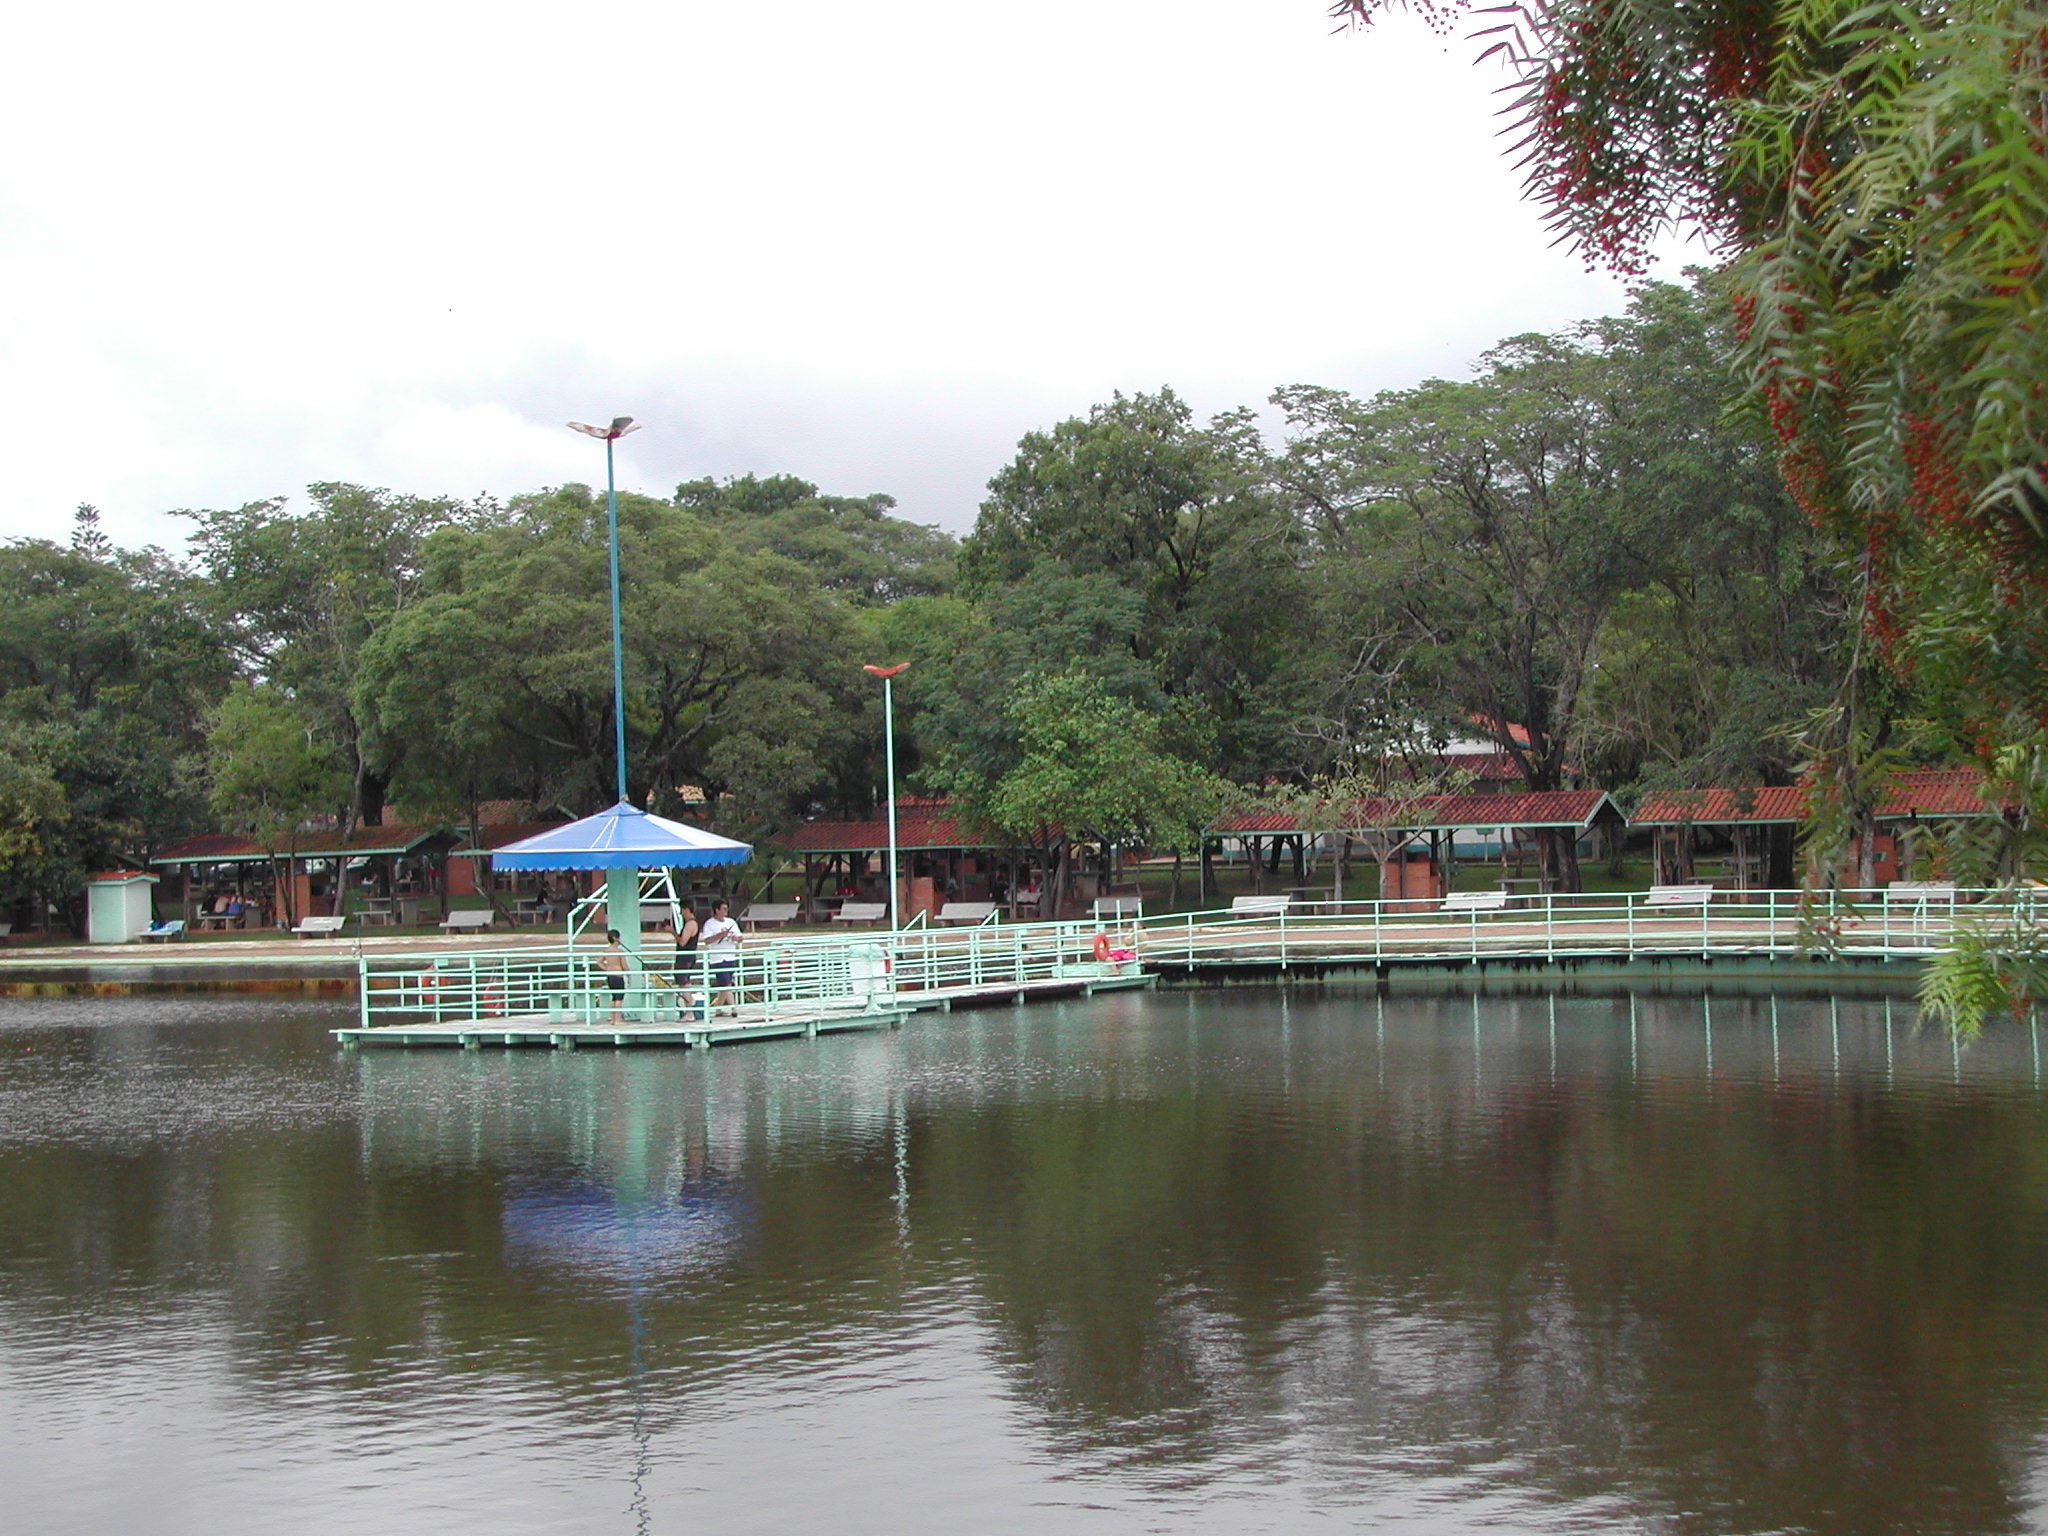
[4,983,2048,1535]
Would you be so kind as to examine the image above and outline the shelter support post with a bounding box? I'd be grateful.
[606,867,643,958]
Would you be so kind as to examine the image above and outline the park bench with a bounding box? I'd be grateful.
[937,901,1000,925]
[1093,897,1143,922]
[742,902,800,927]
[292,915,348,938]
[1230,895,1292,917]
[439,909,494,933]
[139,919,185,941]
[1644,885,1715,908]
[832,902,888,925]
[1442,890,1509,914]
[1885,881,1958,906]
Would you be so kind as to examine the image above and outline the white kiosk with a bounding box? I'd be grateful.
[87,871,160,944]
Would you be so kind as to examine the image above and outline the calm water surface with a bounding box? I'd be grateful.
[4,984,2048,1535]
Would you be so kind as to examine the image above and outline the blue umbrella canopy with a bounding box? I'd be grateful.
[491,800,752,871]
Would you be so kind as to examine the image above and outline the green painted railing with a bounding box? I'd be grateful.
[352,886,2034,1031]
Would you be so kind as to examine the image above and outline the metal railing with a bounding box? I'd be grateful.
[351,886,2035,1031]
[1127,885,2033,969]
[353,920,1126,1031]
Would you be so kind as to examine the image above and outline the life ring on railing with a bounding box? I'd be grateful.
[481,984,504,1017]
[1092,931,1112,963]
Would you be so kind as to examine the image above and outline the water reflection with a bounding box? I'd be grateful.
[3,984,2048,1534]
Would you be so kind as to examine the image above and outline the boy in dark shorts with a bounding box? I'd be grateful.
[598,929,629,1021]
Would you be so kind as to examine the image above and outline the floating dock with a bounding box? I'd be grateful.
[334,968,1156,1050]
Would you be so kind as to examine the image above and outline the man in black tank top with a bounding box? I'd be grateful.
[672,905,704,1016]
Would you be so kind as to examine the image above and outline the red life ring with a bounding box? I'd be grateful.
[482,984,504,1017]
[1092,932,1112,963]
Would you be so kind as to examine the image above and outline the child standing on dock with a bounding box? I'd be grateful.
[598,929,630,1022]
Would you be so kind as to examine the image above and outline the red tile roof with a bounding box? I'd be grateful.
[1438,751,1525,783]
[1630,786,1808,825]
[1877,769,1989,816]
[1631,770,1991,826]
[452,820,576,856]
[1214,790,1617,835]
[784,814,983,853]
[152,824,456,864]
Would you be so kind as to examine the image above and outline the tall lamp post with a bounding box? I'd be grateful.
[568,416,641,803]
[863,662,910,933]
[569,415,642,948]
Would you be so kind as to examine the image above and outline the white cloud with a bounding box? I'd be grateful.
[0,0,1690,549]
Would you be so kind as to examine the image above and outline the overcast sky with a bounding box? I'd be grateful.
[0,0,1695,550]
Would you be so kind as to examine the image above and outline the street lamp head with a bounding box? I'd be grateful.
[567,417,642,441]
[863,662,911,679]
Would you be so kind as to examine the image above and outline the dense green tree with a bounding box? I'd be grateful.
[183,484,475,828]
[678,473,957,605]
[1329,0,2048,1009]
[1273,281,1840,887]
[0,510,233,923]
[0,734,67,925]
[965,388,1308,777]
[362,485,861,831]
[205,683,350,926]
[931,668,1230,913]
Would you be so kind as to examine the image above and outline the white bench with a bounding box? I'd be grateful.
[1644,885,1714,907]
[1093,897,1143,921]
[1442,890,1509,913]
[439,909,494,932]
[832,902,888,924]
[1886,881,1957,905]
[293,915,348,938]
[139,919,185,941]
[1230,895,1292,916]
[742,903,800,927]
[938,901,999,925]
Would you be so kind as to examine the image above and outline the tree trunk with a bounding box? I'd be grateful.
[356,766,390,828]
[1766,823,1795,889]
[1538,827,1582,893]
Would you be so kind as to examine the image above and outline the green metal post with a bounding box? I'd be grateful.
[604,435,628,805]
[607,867,642,963]
[883,672,900,934]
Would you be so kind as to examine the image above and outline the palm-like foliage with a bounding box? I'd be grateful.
[1334,0,2048,1029]
[1333,0,2048,708]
